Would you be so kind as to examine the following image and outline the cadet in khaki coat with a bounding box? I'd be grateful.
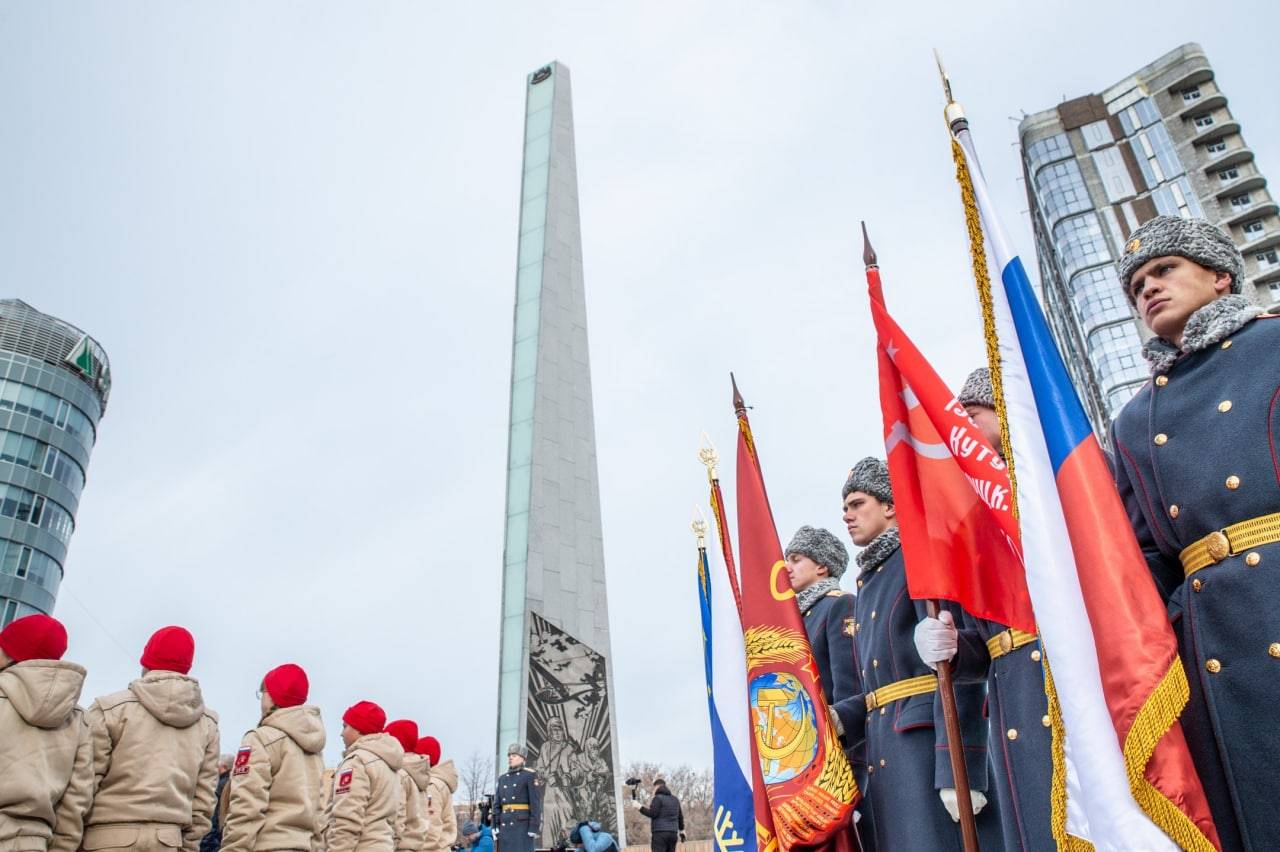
[83,626,220,852]
[384,721,427,852]
[415,738,456,852]
[324,702,404,852]
[0,615,93,852]
[221,664,325,852]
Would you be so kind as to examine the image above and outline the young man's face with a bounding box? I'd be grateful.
[843,491,896,547]
[341,724,361,748]
[964,404,1001,454]
[785,553,827,592]
[508,753,524,769]
[1129,255,1231,345]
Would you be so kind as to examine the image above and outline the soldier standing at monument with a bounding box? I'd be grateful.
[831,458,1000,850]
[1111,215,1280,850]
[495,744,542,852]
[912,368,1055,852]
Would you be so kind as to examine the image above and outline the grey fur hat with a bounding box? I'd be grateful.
[785,525,850,579]
[1117,215,1244,300]
[842,457,893,505]
[958,367,993,409]
[507,742,528,758]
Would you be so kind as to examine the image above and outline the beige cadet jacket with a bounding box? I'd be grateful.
[324,734,404,852]
[84,672,220,852]
[0,660,94,852]
[393,755,429,852]
[221,705,326,852]
[420,761,457,852]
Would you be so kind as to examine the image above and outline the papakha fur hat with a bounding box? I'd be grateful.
[1117,215,1243,301]
[843,457,893,505]
[958,367,994,409]
[785,525,850,579]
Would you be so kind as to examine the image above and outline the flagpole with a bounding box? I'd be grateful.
[863,221,981,852]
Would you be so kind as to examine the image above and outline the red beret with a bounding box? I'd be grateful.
[263,663,309,707]
[140,626,195,674]
[416,735,441,766]
[343,700,386,735]
[385,719,419,753]
[0,614,68,663]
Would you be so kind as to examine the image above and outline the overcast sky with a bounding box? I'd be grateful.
[3,2,1276,778]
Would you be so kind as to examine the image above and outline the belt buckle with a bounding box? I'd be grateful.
[865,692,878,712]
[1206,530,1231,563]
[998,631,1014,654]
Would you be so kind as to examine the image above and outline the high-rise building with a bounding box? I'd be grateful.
[1018,43,1278,439]
[0,300,110,626]
[495,62,622,841]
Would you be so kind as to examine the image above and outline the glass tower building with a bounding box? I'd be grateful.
[0,300,110,626]
[496,62,623,842]
[1018,43,1278,439]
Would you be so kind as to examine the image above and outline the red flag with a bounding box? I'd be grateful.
[733,382,857,852]
[866,260,1036,634]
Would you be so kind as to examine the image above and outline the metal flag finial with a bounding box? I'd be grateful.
[730,372,747,416]
[934,48,954,105]
[698,431,720,481]
[862,221,878,269]
[934,49,968,131]
[691,506,709,546]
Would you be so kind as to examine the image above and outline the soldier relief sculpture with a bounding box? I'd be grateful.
[525,613,618,843]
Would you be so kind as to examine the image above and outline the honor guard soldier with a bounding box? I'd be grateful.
[495,744,542,852]
[84,626,221,852]
[913,368,1055,852]
[0,615,93,852]
[1111,216,1280,850]
[831,458,1001,850]
[782,526,874,850]
[325,701,405,852]
[221,664,326,852]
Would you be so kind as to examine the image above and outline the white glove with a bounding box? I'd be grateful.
[913,611,958,670]
[827,705,845,737]
[528,833,537,838]
[939,788,987,822]
[629,799,642,810]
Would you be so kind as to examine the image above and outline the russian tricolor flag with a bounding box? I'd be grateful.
[949,116,1219,851]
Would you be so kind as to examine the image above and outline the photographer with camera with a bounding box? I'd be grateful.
[630,779,683,852]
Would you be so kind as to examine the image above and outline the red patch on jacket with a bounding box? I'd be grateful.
[336,769,354,794]
[232,747,252,776]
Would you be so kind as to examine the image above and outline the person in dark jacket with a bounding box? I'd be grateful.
[198,754,234,852]
[631,781,682,852]
[1111,215,1280,850]
[831,458,1002,851]
[913,368,1055,852]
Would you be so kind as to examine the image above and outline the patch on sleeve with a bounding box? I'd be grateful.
[336,768,354,794]
[843,617,855,637]
[532,777,542,787]
[232,746,252,776]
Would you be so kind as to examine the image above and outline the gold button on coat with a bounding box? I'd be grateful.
[1206,659,1221,673]
[1169,505,1180,518]
[1226,475,1241,490]
[1192,579,1203,592]
[1154,433,1168,446]
[1222,340,1233,349]
[1218,400,1233,412]
[872,660,879,668]
[1246,552,1261,567]
[1155,375,1169,387]
[1042,715,1051,727]
[1270,644,1280,659]
[1007,729,1018,741]
[870,610,877,619]
[1030,650,1042,662]
[879,759,886,767]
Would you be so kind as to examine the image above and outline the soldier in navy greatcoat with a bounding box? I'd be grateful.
[831,458,1002,850]
[495,743,543,852]
[1111,215,1280,851]
[913,368,1055,852]
[782,525,874,851]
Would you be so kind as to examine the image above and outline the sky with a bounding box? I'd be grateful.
[2,1,1277,781]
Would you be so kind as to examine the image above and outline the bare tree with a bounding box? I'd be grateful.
[459,750,494,819]
[622,761,713,844]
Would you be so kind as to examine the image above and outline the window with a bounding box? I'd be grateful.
[1133,125,1182,187]
[1257,250,1280,269]
[0,381,95,449]
[1205,139,1228,156]
[0,484,73,544]
[1035,160,1091,224]
[1267,281,1280,303]
[1193,113,1216,130]
[1230,193,1253,209]
[0,431,85,494]
[1218,167,1240,182]
[1081,120,1113,150]
[1243,220,1266,240]
[0,541,61,593]
[1026,133,1073,173]
[1094,147,1136,201]
[1,600,16,628]
[1117,98,1160,135]
[1151,179,1202,219]
[1181,86,1201,102]
[1053,213,1113,277]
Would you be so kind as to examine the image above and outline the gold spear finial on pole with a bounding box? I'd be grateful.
[934,49,968,131]
[698,431,720,482]
[934,48,954,105]
[691,506,709,547]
